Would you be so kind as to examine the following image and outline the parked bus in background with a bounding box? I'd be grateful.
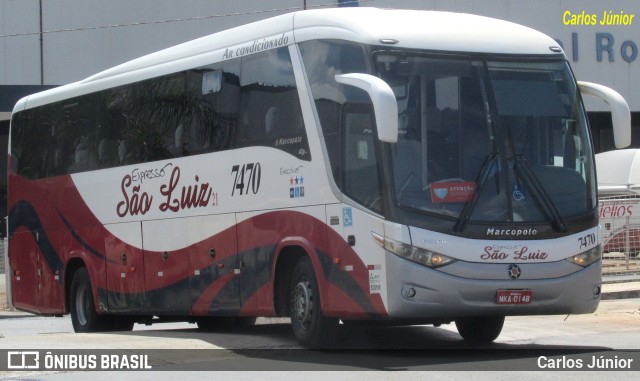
[7,8,631,348]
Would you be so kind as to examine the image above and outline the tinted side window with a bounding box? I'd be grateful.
[113,60,240,164]
[198,62,241,154]
[12,46,310,178]
[342,105,382,213]
[11,111,42,179]
[299,40,368,186]
[11,59,242,179]
[236,47,309,160]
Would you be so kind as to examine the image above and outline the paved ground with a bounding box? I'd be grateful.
[0,299,639,379]
[0,284,638,380]
[600,280,640,299]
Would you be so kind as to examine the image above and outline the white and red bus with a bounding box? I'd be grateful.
[7,8,630,348]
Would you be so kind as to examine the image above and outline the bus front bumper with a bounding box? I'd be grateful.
[385,251,602,319]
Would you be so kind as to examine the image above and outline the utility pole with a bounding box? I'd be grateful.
[39,0,44,85]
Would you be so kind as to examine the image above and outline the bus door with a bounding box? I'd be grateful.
[104,222,146,313]
[325,103,388,313]
[235,210,278,315]
[142,219,192,314]
[8,230,41,312]
[188,214,240,316]
[9,204,65,314]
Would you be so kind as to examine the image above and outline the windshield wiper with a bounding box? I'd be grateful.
[513,155,566,233]
[454,153,498,232]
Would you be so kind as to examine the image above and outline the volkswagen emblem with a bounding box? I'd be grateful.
[507,264,521,279]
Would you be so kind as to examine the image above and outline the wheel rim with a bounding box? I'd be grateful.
[75,283,90,327]
[292,279,313,330]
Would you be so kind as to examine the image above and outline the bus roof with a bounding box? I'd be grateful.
[13,7,563,113]
[294,7,561,55]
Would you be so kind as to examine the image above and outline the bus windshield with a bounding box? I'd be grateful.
[377,55,596,225]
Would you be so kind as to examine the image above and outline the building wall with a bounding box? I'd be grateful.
[1,0,639,113]
[2,0,300,86]
[0,0,41,85]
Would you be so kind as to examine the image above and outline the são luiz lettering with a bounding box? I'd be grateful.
[563,10,635,26]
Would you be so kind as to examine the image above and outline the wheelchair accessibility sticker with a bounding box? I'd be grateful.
[343,207,353,227]
[513,184,527,202]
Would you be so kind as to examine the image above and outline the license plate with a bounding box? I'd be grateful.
[496,289,532,305]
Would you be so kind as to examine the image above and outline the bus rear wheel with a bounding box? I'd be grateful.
[69,268,114,332]
[111,317,135,332]
[455,316,505,343]
[289,257,338,348]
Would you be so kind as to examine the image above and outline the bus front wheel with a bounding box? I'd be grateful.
[289,257,338,348]
[455,316,505,343]
[69,268,113,332]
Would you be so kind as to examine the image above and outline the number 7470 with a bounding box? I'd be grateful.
[231,163,262,196]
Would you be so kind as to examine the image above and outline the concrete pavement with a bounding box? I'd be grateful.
[601,280,640,299]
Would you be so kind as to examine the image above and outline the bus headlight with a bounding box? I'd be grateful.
[383,238,456,268]
[566,245,602,267]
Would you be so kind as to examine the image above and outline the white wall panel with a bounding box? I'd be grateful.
[1,0,639,110]
[0,0,42,84]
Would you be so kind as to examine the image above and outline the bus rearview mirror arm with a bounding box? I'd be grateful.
[578,81,631,149]
[335,73,399,143]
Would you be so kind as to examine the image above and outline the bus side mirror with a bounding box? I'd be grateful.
[578,81,631,149]
[335,73,398,143]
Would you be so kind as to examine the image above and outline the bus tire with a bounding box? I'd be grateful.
[69,268,113,332]
[111,317,135,331]
[455,316,505,343]
[289,257,338,348]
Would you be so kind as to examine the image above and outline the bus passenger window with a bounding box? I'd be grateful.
[196,61,240,154]
[343,107,382,213]
[68,137,97,173]
[236,47,309,160]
